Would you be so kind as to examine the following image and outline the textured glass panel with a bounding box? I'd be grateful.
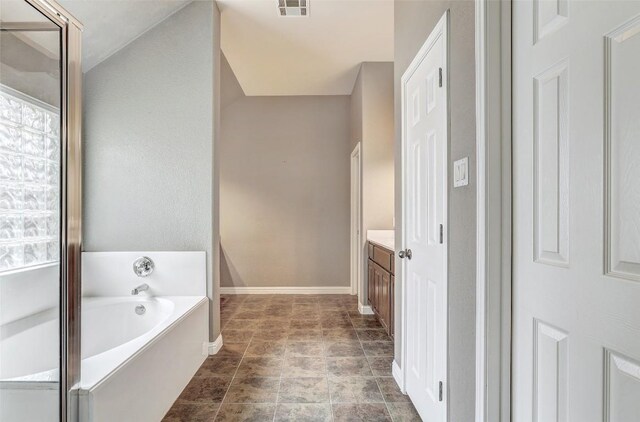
[23,130,45,157]
[23,241,46,265]
[46,161,59,185]
[0,121,21,152]
[0,214,23,239]
[22,103,45,131]
[0,242,23,270]
[46,136,59,160]
[45,112,59,137]
[46,213,58,237]
[24,214,46,238]
[0,152,22,181]
[0,94,22,123]
[23,157,46,183]
[0,183,22,210]
[45,187,58,211]
[46,240,59,261]
[24,186,45,211]
[0,88,60,274]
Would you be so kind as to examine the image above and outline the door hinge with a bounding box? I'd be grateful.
[439,224,444,244]
[438,68,443,87]
[439,381,443,401]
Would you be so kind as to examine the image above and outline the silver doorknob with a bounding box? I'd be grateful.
[398,249,412,260]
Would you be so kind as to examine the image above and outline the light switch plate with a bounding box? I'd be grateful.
[453,157,469,187]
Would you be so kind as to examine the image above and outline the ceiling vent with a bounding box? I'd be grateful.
[278,0,308,17]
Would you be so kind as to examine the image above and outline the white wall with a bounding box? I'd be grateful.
[220,60,351,289]
[394,2,477,421]
[82,1,221,337]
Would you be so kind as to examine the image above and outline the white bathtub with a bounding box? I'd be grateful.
[0,295,208,421]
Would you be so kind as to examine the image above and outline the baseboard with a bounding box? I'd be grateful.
[206,334,223,355]
[392,360,405,393]
[219,286,352,295]
[358,303,374,315]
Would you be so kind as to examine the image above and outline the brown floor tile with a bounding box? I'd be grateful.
[326,357,373,377]
[350,318,383,329]
[288,329,323,341]
[245,340,286,357]
[360,341,394,357]
[234,311,265,320]
[328,377,384,403]
[278,377,329,403]
[171,294,402,422]
[224,377,280,403]
[224,319,261,330]
[367,356,393,376]
[293,296,319,304]
[236,357,283,377]
[252,329,289,341]
[289,319,323,330]
[196,356,242,377]
[322,329,359,341]
[331,403,392,422]
[222,330,255,343]
[386,402,422,421]
[321,319,353,329]
[264,308,293,317]
[217,342,250,359]
[323,341,365,357]
[292,303,319,312]
[285,341,324,357]
[275,403,332,422]
[356,329,391,342]
[163,401,219,421]
[255,319,286,329]
[178,376,231,403]
[214,403,276,421]
[376,377,410,402]
[282,356,326,377]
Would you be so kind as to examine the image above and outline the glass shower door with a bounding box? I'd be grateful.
[0,0,63,420]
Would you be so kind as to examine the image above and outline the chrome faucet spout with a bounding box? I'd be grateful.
[131,283,149,295]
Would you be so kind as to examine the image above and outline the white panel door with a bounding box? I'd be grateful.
[512,2,640,421]
[401,12,448,422]
[351,143,362,297]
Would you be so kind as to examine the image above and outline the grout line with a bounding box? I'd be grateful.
[212,295,252,421]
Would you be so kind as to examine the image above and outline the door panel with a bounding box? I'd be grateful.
[402,12,448,422]
[0,2,63,420]
[512,2,640,421]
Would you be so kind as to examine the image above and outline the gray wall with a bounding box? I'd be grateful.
[220,63,351,288]
[82,1,221,337]
[394,2,476,421]
[350,62,395,307]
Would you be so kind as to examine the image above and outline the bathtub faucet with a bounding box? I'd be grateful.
[131,283,149,295]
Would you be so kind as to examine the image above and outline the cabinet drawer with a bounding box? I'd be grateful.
[372,245,393,273]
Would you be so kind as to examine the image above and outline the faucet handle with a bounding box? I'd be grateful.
[133,256,154,277]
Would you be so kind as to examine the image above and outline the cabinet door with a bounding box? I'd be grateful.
[374,267,381,314]
[380,270,390,331]
[368,261,375,307]
[389,275,395,338]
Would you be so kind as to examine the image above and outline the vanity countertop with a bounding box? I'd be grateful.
[367,230,394,251]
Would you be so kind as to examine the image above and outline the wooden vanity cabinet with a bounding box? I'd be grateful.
[367,242,395,338]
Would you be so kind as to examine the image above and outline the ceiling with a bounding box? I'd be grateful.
[60,0,190,73]
[217,0,394,96]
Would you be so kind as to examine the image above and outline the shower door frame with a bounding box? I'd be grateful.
[16,1,83,420]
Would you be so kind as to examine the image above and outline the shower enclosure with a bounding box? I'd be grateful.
[0,0,82,420]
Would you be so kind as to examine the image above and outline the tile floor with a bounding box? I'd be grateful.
[163,294,421,421]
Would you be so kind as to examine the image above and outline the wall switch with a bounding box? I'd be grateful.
[453,157,469,187]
